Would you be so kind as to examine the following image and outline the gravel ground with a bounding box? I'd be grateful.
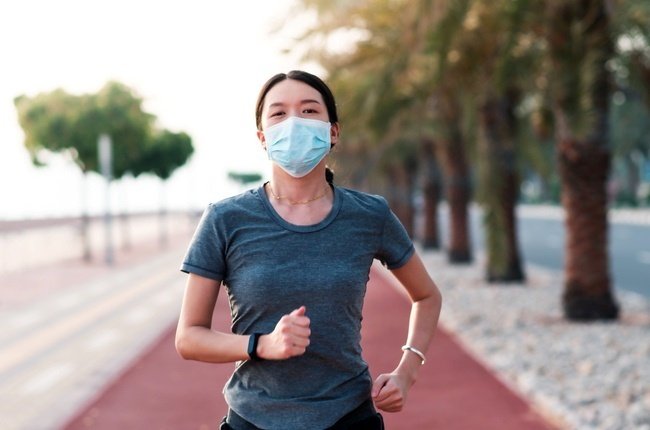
[421,249,650,430]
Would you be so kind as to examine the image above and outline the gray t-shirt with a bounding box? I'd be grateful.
[180,184,414,429]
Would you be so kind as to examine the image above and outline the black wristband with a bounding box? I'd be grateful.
[247,333,263,361]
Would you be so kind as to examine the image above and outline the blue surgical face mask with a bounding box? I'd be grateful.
[264,116,331,178]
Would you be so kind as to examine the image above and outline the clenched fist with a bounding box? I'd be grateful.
[257,306,311,360]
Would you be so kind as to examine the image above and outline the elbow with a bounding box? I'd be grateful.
[175,329,194,360]
[416,284,442,307]
[432,287,443,315]
[417,285,443,316]
[435,287,443,309]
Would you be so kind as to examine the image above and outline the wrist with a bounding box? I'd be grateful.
[401,345,426,365]
[247,333,264,361]
[395,362,418,387]
[396,347,425,385]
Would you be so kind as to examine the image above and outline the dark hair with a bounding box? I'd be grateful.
[255,70,338,184]
[255,70,338,130]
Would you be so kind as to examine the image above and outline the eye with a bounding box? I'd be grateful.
[302,108,318,114]
[270,111,285,118]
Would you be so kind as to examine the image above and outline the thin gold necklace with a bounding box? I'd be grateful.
[267,183,330,205]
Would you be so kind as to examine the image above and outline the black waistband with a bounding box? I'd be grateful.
[225,398,377,430]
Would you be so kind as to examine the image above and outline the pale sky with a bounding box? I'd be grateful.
[0,0,323,219]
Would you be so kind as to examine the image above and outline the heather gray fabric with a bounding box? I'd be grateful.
[180,184,414,430]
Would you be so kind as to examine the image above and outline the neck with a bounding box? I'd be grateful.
[267,169,331,206]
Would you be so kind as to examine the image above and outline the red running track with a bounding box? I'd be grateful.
[64,265,561,430]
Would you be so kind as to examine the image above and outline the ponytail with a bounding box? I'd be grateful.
[325,166,334,184]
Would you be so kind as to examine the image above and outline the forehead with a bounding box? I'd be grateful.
[263,79,325,108]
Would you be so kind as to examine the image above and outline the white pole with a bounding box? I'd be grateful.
[99,134,114,265]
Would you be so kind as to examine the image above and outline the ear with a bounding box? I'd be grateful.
[330,122,340,148]
[257,130,266,151]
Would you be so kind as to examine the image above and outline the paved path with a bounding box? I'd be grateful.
[0,235,189,430]
[0,224,563,429]
[56,256,561,429]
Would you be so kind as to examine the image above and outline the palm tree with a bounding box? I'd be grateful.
[291,0,476,261]
[429,89,473,263]
[420,138,443,249]
[441,0,545,280]
[544,0,619,320]
[476,89,525,281]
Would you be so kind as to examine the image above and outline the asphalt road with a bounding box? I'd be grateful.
[448,207,650,299]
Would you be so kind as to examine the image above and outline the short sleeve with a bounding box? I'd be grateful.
[375,202,415,270]
[180,204,226,281]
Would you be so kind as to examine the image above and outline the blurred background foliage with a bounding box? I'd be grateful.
[9,0,649,321]
[14,81,194,258]
[288,0,649,206]
[283,0,649,320]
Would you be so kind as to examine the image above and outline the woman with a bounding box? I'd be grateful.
[176,70,442,430]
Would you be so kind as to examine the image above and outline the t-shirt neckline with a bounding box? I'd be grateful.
[256,183,341,233]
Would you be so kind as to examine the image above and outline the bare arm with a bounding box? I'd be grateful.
[175,273,311,363]
[372,252,442,412]
[175,273,248,362]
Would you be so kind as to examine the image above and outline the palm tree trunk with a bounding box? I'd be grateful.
[403,154,418,239]
[386,160,417,238]
[420,139,442,249]
[548,0,619,320]
[438,123,472,263]
[433,91,473,263]
[478,94,525,282]
[557,133,618,319]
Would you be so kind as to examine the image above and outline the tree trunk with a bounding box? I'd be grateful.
[557,134,618,319]
[548,0,619,320]
[385,162,416,238]
[437,121,472,263]
[420,139,442,249]
[477,93,525,283]
[80,171,92,262]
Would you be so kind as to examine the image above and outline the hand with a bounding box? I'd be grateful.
[257,306,311,360]
[371,372,412,412]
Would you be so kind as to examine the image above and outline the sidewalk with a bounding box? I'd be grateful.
[53,251,561,429]
[0,232,191,430]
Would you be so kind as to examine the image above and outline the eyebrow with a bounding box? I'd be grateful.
[268,99,322,108]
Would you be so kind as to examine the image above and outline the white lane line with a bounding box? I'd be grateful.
[85,329,119,350]
[53,294,83,309]
[638,251,650,265]
[8,311,43,329]
[124,307,153,324]
[21,363,74,395]
[151,291,175,306]
[88,282,111,297]
[0,269,172,375]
